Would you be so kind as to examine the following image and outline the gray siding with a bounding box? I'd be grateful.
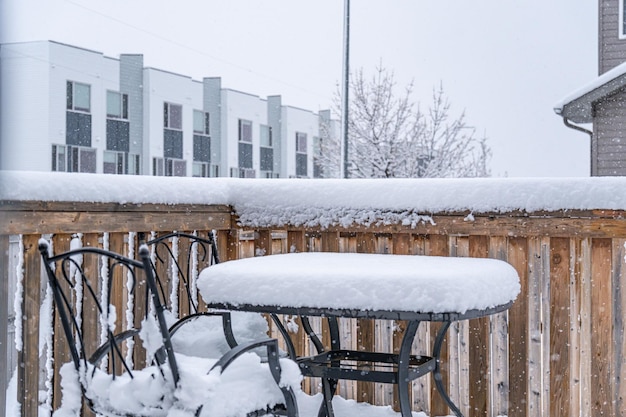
[599,0,626,73]
[120,55,144,164]
[593,89,626,175]
[204,78,221,175]
[268,96,282,176]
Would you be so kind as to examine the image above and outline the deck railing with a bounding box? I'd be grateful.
[2,197,626,417]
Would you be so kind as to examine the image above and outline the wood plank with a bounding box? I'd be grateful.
[427,234,450,417]
[526,237,544,417]
[549,238,571,417]
[579,238,593,417]
[355,232,375,405]
[133,232,148,370]
[488,236,509,417]
[507,237,529,417]
[391,233,413,412]
[615,239,626,417]
[468,235,490,417]
[108,232,128,375]
[232,213,626,239]
[287,230,306,254]
[568,238,582,417]
[590,238,614,416]
[540,238,551,417]
[176,233,192,317]
[79,233,100,417]
[2,209,231,235]
[374,234,393,407]
[51,234,72,411]
[410,234,431,415]
[451,236,470,416]
[0,235,9,416]
[255,230,271,257]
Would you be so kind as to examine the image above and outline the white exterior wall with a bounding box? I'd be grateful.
[281,106,319,177]
[143,68,203,175]
[50,42,119,174]
[0,42,51,171]
[221,89,267,176]
[0,41,121,172]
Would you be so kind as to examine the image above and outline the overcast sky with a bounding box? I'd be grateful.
[1,0,598,177]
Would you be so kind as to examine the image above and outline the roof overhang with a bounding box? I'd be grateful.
[554,61,626,124]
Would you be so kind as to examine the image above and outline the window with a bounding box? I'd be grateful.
[238,119,253,169]
[52,144,67,172]
[153,157,186,176]
[621,0,626,39]
[103,151,140,175]
[296,132,308,177]
[313,136,322,178]
[193,110,211,166]
[230,167,256,178]
[67,81,90,112]
[260,125,272,147]
[193,135,210,162]
[107,91,128,119]
[194,110,210,134]
[52,144,96,173]
[164,102,182,130]
[193,162,210,177]
[260,125,273,173]
[66,81,92,147]
[296,132,307,153]
[238,119,253,143]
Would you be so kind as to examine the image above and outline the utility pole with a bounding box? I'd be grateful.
[341,0,350,178]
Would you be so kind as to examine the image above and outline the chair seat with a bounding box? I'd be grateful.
[56,351,302,417]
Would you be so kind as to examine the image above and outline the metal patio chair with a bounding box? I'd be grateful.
[39,238,299,417]
[144,231,271,357]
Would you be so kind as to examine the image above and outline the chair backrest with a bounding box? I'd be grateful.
[145,231,219,317]
[38,239,180,397]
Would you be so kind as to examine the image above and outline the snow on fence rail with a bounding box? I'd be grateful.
[1,171,626,417]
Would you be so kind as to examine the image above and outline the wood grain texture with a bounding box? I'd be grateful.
[51,234,72,411]
[0,235,9,416]
[507,237,529,417]
[549,238,570,417]
[590,239,614,416]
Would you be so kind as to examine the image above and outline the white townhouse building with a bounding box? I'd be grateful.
[0,40,339,178]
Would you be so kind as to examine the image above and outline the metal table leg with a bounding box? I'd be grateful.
[397,320,420,417]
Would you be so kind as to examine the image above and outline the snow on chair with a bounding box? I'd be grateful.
[39,239,300,417]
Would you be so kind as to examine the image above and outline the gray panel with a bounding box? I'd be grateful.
[193,134,210,162]
[296,153,308,177]
[66,112,92,146]
[204,78,221,174]
[120,55,144,163]
[268,96,282,175]
[164,129,183,159]
[106,119,130,152]
[260,146,273,171]
[239,142,253,169]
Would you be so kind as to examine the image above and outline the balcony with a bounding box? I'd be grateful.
[1,171,625,417]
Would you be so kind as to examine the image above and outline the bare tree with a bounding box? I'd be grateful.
[319,65,490,178]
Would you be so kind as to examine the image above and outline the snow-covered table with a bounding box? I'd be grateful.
[197,252,520,417]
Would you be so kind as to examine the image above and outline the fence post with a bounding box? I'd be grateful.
[1,234,9,416]
[18,235,41,417]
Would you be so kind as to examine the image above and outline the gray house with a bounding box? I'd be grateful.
[555,0,626,176]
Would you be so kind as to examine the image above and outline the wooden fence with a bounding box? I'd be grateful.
[1,200,625,417]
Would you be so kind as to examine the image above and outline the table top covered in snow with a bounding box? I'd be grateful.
[197,252,521,320]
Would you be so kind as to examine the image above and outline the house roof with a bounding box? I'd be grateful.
[554,61,626,123]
